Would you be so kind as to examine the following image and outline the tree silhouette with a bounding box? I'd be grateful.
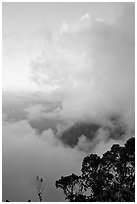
[35,176,45,202]
[55,137,135,202]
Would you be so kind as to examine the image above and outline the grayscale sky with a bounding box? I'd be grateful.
[3,2,129,91]
[2,2,135,202]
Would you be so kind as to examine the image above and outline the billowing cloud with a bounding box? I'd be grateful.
[76,125,132,155]
[30,4,134,148]
[3,3,135,202]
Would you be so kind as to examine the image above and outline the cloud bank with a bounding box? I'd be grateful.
[30,4,134,142]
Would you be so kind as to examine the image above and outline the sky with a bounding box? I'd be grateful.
[2,2,135,202]
[3,2,132,92]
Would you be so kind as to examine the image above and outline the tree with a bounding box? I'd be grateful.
[35,176,46,202]
[55,137,135,202]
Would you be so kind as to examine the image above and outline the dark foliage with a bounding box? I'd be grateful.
[55,137,135,202]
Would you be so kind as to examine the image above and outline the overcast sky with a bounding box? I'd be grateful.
[3,2,133,92]
[2,2,135,202]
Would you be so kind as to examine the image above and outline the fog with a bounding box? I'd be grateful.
[3,3,134,202]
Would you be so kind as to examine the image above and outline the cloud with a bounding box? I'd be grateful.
[81,13,90,20]
[41,128,58,145]
[3,3,135,202]
[25,104,47,120]
[76,135,93,153]
[30,4,134,139]
[75,123,130,154]
[3,120,84,201]
[24,104,62,133]
[76,127,109,153]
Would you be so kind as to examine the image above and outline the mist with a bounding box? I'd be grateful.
[30,4,134,141]
[3,3,135,202]
[3,120,84,201]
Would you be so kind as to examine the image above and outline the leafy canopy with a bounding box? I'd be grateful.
[55,137,135,202]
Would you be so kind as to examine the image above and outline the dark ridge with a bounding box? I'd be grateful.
[60,123,101,148]
[109,117,126,140]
